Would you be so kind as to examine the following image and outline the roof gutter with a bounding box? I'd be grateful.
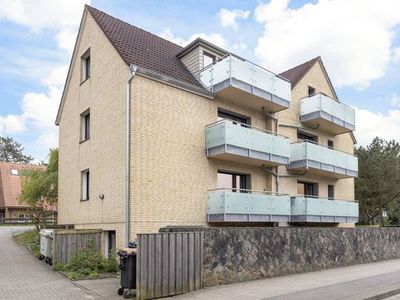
[125,64,137,247]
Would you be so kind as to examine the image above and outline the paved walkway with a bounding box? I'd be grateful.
[174,259,400,300]
[0,226,120,300]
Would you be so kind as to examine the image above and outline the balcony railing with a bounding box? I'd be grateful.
[290,196,359,223]
[206,119,290,166]
[300,93,355,134]
[199,54,291,112]
[207,188,291,222]
[288,141,358,178]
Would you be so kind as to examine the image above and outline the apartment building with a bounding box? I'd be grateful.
[56,5,358,249]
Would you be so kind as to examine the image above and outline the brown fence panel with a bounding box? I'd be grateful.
[136,232,203,300]
[53,229,102,264]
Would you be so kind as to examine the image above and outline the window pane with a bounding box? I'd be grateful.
[203,53,215,68]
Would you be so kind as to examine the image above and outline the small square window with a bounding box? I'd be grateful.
[328,140,334,149]
[11,169,19,175]
[80,110,90,142]
[81,169,90,201]
[81,49,91,82]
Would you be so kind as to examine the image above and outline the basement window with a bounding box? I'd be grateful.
[81,169,90,201]
[81,48,91,82]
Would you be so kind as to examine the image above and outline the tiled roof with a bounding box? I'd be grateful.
[279,57,320,88]
[86,5,203,88]
[0,162,45,209]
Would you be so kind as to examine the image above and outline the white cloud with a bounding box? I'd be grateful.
[254,0,400,89]
[159,27,227,49]
[354,107,400,145]
[0,0,89,51]
[218,8,250,30]
[389,94,400,108]
[392,47,400,64]
[0,0,88,160]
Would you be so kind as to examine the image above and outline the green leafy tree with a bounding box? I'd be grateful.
[355,138,400,225]
[0,136,33,163]
[19,149,58,231]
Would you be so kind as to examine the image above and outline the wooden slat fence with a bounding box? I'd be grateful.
[136,232,203,300]
[53,229,102,264]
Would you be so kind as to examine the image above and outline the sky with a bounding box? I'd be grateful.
[0,0,400,161]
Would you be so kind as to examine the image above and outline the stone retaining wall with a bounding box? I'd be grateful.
[203,227,400,287]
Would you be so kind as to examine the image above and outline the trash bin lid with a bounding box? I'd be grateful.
[39,229,54,237]
[118,247,137,255]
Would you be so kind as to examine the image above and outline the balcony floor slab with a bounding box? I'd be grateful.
[301,111,355,135]
[288,159,358,179]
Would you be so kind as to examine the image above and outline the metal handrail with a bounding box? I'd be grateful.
[292,195,359,203]
[199,53,291,83]
[291,140,356,156]
[206,119,290,139]
[300,92,355,112]
[208,188,289,196]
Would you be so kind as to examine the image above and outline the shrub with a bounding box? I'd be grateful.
[55,240,119,280]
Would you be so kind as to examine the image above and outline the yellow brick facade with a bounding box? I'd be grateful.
[58,10,357,249]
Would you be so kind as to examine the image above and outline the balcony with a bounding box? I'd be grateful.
[207,189,291,222]
[288,141,358,178]
[206,120,290,166]
[300,93,355,134]
[199,54,291,113]
[290,196,359,223]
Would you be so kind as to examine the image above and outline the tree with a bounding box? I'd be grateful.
[0,136,33,163]
[355,138,400,225]
[19,149,58,231]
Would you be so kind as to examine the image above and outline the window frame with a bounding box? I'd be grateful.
[81,169,90,201]
[328,184,335,200]
[297,130,318,143]
[217,170,251,192]
[80,109,90,143]
[81,48,91,83]
[297,180,319,198]
[328,139,334,149]
[218,108,251,125]
[203,51,216,68]
[308,85,316,97]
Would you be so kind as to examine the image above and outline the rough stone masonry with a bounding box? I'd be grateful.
[202,227,400,287]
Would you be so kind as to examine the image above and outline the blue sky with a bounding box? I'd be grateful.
[0,0,400,161]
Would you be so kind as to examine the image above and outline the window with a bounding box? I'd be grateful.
[81,169,90,200]
[203,52,216,68]
[297,130,318,143]
[81,48,91,81]
[217,171,250,192]
[80,110,90,142]
[297,181,318,197]
[328,185,335,200]
[18,214,25,223]
[328,140,334,149]
[218,109,250,125]
[11,169,19,175]
[308,86,316,96]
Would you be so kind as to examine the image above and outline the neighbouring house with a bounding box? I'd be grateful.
[0,162,57,223]
[56,5,358,251]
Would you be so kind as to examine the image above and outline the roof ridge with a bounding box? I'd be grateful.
[280,56,320,76]
[85,5,184,50]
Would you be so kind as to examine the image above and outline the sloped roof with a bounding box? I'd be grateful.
[86,5,202,88]
[0,162,45,209]
[280,56,338,100]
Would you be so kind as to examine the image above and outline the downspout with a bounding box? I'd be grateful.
[262,108,280,193]
[126,64,138,247]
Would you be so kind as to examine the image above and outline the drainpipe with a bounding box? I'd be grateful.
[262,108,280,193]
[125,64,138,247]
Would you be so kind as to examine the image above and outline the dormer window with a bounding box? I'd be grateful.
[203,52,216,68]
